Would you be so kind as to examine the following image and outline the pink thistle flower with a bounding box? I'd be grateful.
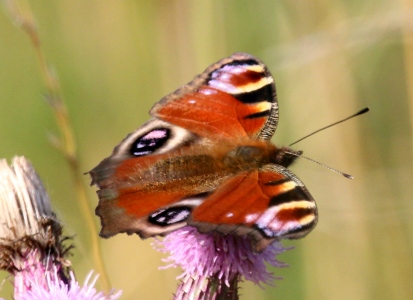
[153,226,291,300]
[19,270,121,300]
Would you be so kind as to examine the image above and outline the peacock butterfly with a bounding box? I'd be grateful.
[89,53,317,252]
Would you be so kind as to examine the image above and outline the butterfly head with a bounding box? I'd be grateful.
[273,147,303,168]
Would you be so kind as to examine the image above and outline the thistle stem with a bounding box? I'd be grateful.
[174,273,240,300]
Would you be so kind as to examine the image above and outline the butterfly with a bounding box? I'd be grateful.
[89,53,318,252]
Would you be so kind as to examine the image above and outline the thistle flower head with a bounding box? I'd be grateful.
[0,157,71,296]
[0,157,120,299]
[153,226,291,299]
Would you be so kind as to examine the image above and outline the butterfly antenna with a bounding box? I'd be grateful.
[289,107,369,147]
[286,151,354,179]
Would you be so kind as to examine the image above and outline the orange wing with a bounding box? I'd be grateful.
[189,165,317,251]
[150,53,278,141]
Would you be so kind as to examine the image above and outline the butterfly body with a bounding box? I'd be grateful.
[90,53,317,251]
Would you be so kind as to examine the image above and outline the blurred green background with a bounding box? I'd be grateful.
[1,1,412,299]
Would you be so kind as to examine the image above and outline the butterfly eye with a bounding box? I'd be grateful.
[149,206,191,226]
[129,128,171,157]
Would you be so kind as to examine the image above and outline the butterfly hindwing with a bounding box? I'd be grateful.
[189,165,317,252]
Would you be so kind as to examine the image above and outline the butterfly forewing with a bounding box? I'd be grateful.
[150,53,278,141]
[90,52,317,252]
